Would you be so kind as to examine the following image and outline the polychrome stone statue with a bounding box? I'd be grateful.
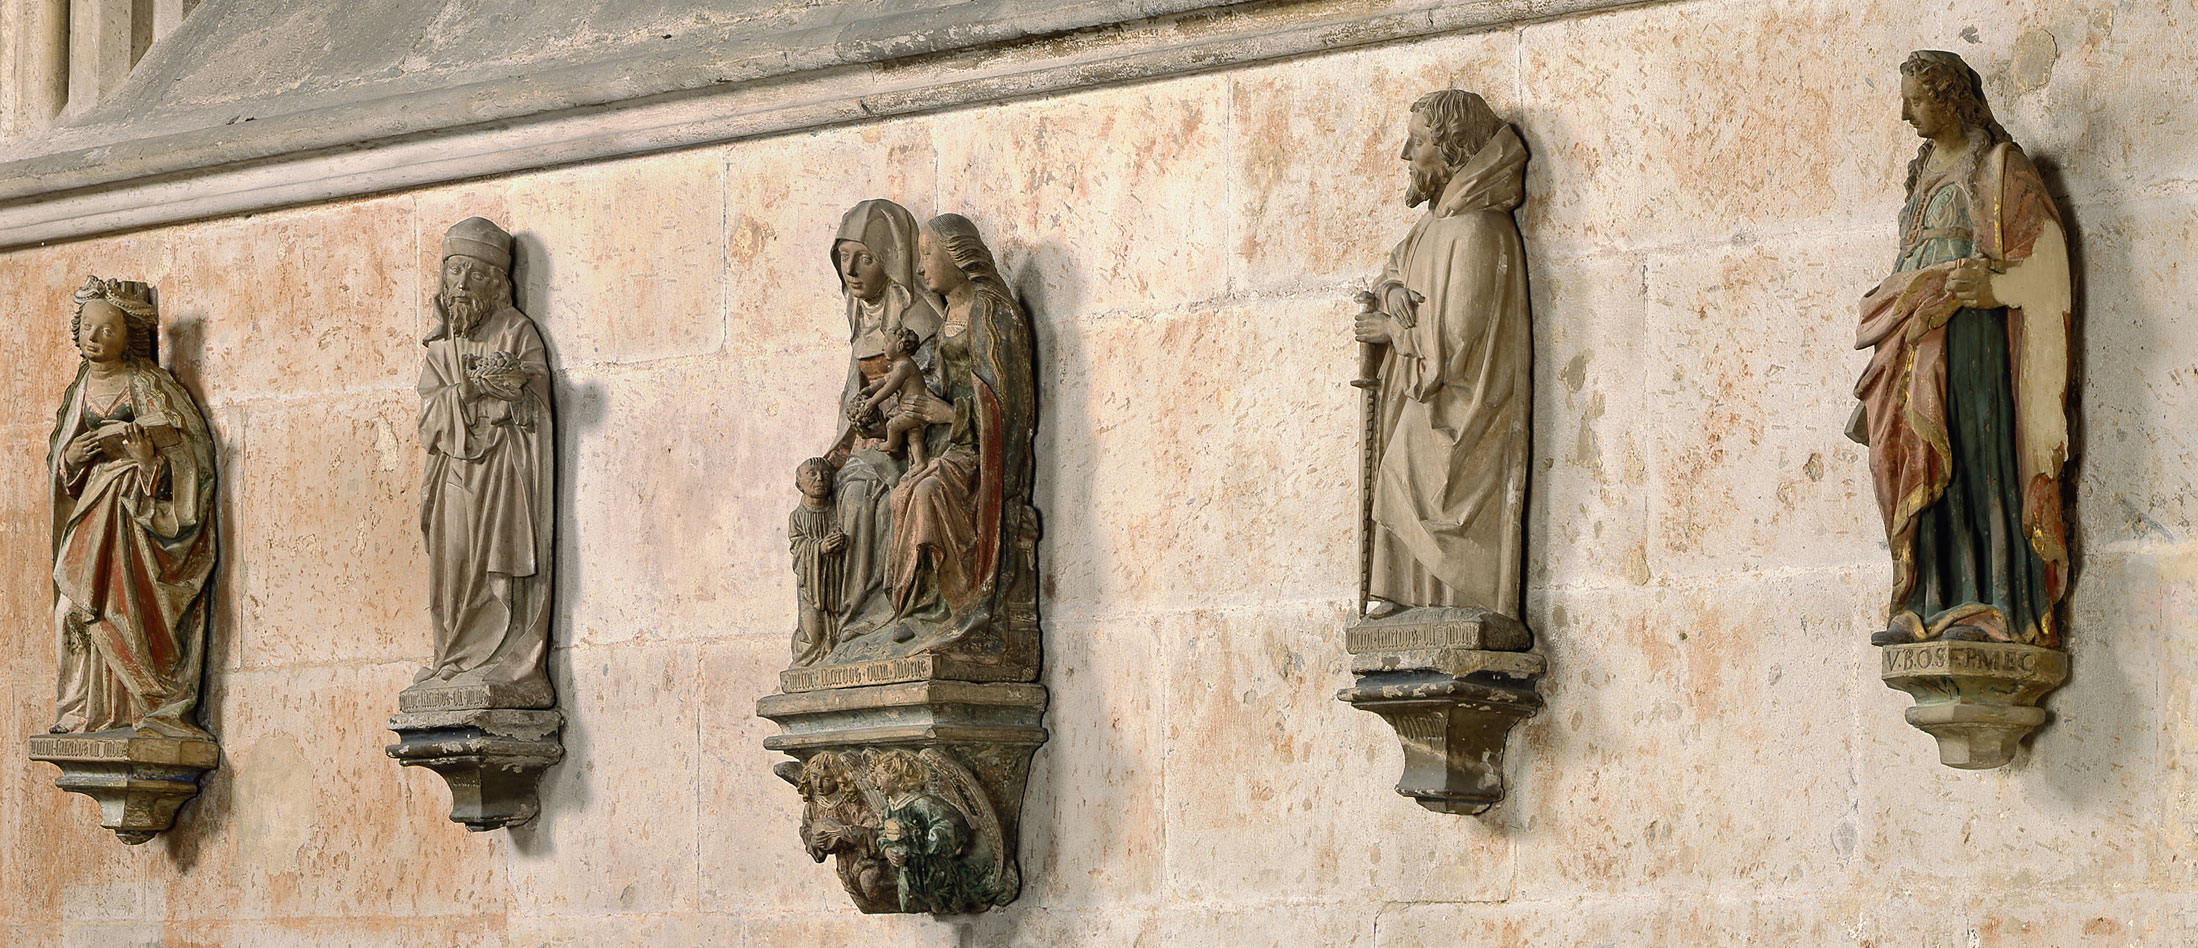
[28,275,220,843]
[1854,51,2074,768]
[761,202,1046,915]
[1336,90,1544,815]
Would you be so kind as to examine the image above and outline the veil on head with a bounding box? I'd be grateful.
[832,199,925,299]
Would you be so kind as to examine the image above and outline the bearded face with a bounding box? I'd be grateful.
[439,254,510,338]
[1401,110,1452,209]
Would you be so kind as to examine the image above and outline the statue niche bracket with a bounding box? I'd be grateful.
[756,202,1047,915]
[1335,91,1541,815]
[1338,610,1541,815]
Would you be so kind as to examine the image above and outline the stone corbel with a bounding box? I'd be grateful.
[1880,640,2067,769]
[1338,608,1541,815]
[759,681,1048,915]
[28,732,219,844]
[385,682,563,831]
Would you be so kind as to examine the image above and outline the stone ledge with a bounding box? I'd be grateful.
[0,0,1657,249]
[27,731,222,844]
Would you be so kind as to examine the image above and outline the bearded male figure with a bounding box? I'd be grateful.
[1351,89,1531,624]
[412,217,556,700]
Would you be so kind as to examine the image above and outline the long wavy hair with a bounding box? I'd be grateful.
[922,213,1015,311]
[1900,51,2011,195]
[71,276,160,364]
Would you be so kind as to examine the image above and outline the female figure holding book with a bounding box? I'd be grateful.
[47,276,218,738]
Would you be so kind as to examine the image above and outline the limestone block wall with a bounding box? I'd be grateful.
[1,0,2193,944]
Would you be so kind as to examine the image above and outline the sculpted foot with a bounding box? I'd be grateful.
[1870,624,1919,646]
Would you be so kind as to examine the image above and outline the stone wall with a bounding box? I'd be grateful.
[3,0,2194,944]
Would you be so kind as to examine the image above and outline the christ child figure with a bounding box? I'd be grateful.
[850,327,930,468]
[790,458,848,666]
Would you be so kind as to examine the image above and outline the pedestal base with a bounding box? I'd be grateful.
[758,680,1048,915]
[387,707,563,830]
[1339,609,1543,815]
[1880,640,2069,770]
[27,731,220,844]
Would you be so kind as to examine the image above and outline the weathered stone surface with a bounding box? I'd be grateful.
[386,708,565,831]
[232,391,422,670]
[1879,641,2069,770]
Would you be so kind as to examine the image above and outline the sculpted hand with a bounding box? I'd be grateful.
[912,389,956,425]
[62,432,100,467]
[1946,256,2002,309]
[473,368,526,400]
[1382,285,1425,323]
[823,532,848,554]
[117,425,158,472]
[1352,311,1398,345]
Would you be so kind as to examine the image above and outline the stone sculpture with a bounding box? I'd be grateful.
[1853,51,2073,769]
[760,202,1047,915]
[387,217,564,829]
[26,276,221,844]
[1335,90,1544,815]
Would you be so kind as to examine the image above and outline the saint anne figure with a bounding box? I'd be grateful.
[826,200,945,642]
[414,217,557,694]
[1855,51,2073,647]
[47,277,218,739]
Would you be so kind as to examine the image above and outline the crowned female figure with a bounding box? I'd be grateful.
[47,277,219,738]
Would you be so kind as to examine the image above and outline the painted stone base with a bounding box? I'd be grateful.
[1880,640,2069,770]
[758,680,1048,915]
[27,731,220,844]
[1339,608,1544,815]
[386,706,563,831]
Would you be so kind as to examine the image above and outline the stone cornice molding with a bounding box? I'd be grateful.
[0,0,1653,249]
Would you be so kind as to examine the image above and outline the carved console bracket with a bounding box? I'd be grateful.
[27,732,220,844]
[1338,608,1543,815]
[1880,640,2068,770]
[385,682,563,831]
[758,680,1049,915]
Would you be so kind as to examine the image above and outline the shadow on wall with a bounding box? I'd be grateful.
[506,228,607,853]
[153,304,229,872]
[2024,152,2144,808]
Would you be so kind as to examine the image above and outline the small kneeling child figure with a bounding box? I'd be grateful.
[789,457,846,666]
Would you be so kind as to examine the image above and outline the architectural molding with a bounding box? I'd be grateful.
[0,0,1654,249]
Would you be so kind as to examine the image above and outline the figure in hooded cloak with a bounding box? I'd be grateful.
[824,199,946,643]
[1353,90,1532,621]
